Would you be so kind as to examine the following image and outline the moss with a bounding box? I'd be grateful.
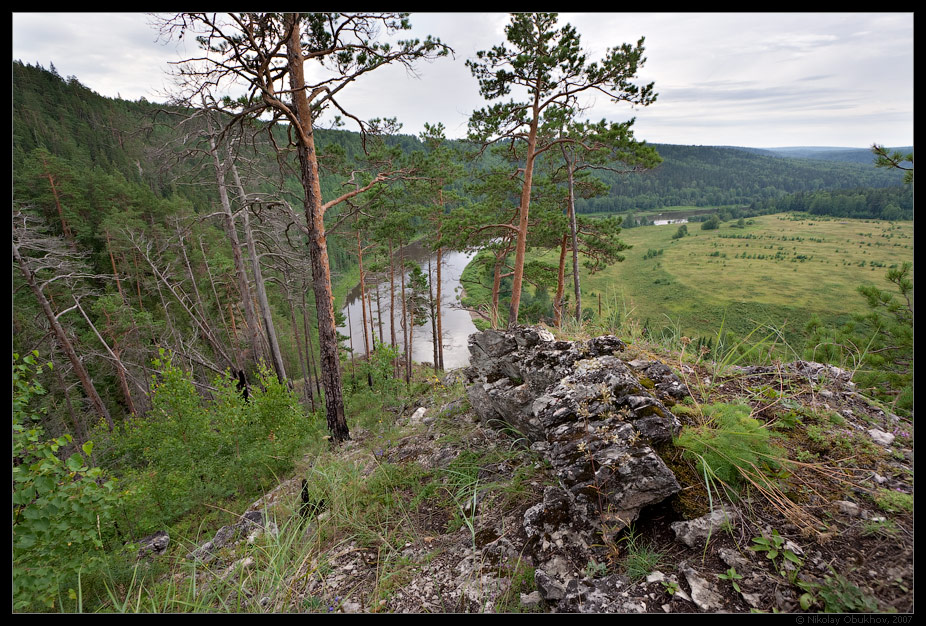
[654,441,711,519]
[874,489,913,514]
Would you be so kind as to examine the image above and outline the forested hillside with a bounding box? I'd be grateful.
[575,143,907,213]
[736,145,914,164]
[13,59,913,436]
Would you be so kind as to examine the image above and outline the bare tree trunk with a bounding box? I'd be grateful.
[553,233,568,328]
[435,232,444,370]
[389,239,397,351]
[491,257,503,329]
[428,257,438,371]
[284,274,314,411]
[132,251,145,312]
[388,239,400,379]
[566,157,583,322]
[14,242,113,431]
[208,130,263,367]
[400,254,409,384]
[38,154,77,252]
[407,276,415,385]
[375,281,384,347]
[105,229,125,302]
[136,237,236,371]
[50,346,86,444]
[74,298,137,417]
[300,274,322,398]
[356,230,371,357]
[176,222,209,326]
[199,235,234,359]
[287,14,349,442]
[367,276,377,354]
[346,298,356,384]
[229,159,288,383]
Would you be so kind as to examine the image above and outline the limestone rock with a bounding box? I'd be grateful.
[671,508,732,548]
[466,327,682,539]
[681,565,725,612]
[868,428,895,447]
[137,530,169,559]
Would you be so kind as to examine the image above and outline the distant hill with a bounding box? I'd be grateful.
[576,143,907,214]
[723,145,914,165]
[13,60,909,220]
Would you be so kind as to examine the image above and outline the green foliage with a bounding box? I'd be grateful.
[661,579,680,596]
[496,559,542,613]
[619,526,664,582]
[13,352,118,611]
[804,262,913,415]
[675,402,786,494]
[718,567,743,592]
[750,529,803,575]
[873,488,913,514]
[871,143,913,185]
[106,351,314,535]
[701,214,721,230]
[671,224,688,239]
[798,569,881,613]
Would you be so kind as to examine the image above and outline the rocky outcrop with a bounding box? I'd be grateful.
[465,326,683,532]
[187,510,277,563]
[465,326,687,608]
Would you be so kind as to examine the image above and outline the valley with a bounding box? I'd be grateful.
[462,211,913,354]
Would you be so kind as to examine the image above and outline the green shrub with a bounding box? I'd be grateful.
[701,215,721,230]
[105,351,314,536]
[13,352,118,611]
[675,402,785,492]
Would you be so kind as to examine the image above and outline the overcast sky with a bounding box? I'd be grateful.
[12,12,914,148]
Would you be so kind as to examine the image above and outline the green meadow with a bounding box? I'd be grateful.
[469,212,914,352]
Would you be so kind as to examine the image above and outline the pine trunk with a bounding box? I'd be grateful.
[507,101,540,328]
[286,14,349,442]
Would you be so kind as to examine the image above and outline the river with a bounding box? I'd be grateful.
[338,242,479,370]
[648,208,717,225]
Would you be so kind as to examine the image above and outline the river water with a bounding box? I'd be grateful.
[649,208,717,225]
[338,242,479,370]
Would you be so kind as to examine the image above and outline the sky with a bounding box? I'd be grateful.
[12,12,914,149]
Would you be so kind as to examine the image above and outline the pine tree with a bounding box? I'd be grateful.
[159,12,449,442]
[467,12,656,327]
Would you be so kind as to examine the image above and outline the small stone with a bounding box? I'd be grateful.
[741,591,762,608]
[682,566,724,612]
[409,406,427,425]
[868,428,895,446]
[671,508,731,547]
[341,600,362,613]
[646,571,666,584]
[137,530,170,559]
[835,500,861,517]
[535,569,566,602]
[520,591,543,610]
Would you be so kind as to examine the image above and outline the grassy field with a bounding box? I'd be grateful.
[466,212,914,353]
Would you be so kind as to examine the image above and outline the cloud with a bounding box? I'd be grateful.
[12,12,913,147]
